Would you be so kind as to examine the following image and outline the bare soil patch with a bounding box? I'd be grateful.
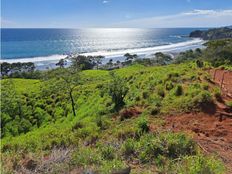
[163,69,232,172]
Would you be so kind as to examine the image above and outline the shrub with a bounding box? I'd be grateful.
[156,86,165,97]
[177,155,225,174]
[142,91,149,99]
[213,88,222,101]
[101,146,115,160]
[108,72,128,112]
[150,106,160,116]
[137,117,149,133]
[121,138,136,157]
[116,126,139,140]
[165,81,174,90]
[96,115,110,130]
[137,133,196,163]
[226,101,232,108]
[99,160,126,174]
[163,133,196,158]
[174,85,183,96]
[201,83,209,90]
[138,135,163,163]
[193,91,212,108]
[71,147,101,166]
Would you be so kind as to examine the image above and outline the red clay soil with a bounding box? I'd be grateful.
[164,69,232,172]
[164,113,232,172]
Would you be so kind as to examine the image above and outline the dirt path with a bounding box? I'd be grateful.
[164,69,232,172]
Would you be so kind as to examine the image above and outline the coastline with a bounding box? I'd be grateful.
[1,38,205,70]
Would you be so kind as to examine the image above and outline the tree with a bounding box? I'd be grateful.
[108,72,128,112]
[1,62,11,76]
[203,39,232,66]
[106,59,113,67]
[71,55,95,70]
[154,52,172,65]
[56,59,67,68]
[124,53,138,65]
[92,56,104,69]
[1,62,35,77]
[43,68,80,116]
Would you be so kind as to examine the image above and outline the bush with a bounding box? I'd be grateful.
[165,81,174,90]
[99,160,126,174]
[108,72,128,112]
[174,85,183,96]
[164,133,196,158]
[137,133,196,163]
[137,117,149,133]
[101,146,115,160]
[226,101,232,108]
[213,88,222,101]
[150,106,160,116]
[156,86,165,97]
[71,147,101,166]
[121,138,136,157]
[193,91,212,108]
[142,91,149,99]
[116,126,139,140]
[177,155,225,174]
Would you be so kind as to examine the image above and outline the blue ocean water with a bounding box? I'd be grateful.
[1,28,205,63]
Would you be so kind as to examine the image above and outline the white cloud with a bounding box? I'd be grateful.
[112,9,232,28]
[102,0,109,4]
[182,9,232,16]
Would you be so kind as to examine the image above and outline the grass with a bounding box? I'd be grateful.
[0,62,228,173]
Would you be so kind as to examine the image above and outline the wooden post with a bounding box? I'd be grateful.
[220,71,226,90]
[213,69,217,80]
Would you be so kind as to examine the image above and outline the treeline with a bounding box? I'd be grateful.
[0,62,43,79]
[1,53,172,79]
[175,39,232,67]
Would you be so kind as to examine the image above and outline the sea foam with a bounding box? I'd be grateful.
[0,38,205,64]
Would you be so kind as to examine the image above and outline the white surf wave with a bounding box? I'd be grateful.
[1,38,205,63]
[81,38,205,58]
[0,54,68,63]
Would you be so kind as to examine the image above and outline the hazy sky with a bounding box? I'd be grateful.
[1,0,232,28]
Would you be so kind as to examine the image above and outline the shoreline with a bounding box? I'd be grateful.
[1,38,205,70]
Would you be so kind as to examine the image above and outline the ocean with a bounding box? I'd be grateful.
[1,28,205,68]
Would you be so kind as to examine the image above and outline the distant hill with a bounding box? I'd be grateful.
[189,27,232,40]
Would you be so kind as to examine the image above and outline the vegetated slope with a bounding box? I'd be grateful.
[165,68,232,173]
[1,62,230,174]
[190,27,232,40]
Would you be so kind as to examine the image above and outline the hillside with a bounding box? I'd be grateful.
[189,27,232,40]
[1,61,232,174]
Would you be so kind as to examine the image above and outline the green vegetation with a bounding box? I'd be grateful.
[203,39,232,66]
[1,39,232,173]
[189,27,232,40]
[1,61,227,173]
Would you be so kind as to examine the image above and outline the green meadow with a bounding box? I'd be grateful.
[1,62,226,174]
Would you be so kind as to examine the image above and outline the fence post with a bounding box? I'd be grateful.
[220,71,226,90]
[213,69,217,80]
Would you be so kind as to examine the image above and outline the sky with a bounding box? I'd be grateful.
[1,0,232,28]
